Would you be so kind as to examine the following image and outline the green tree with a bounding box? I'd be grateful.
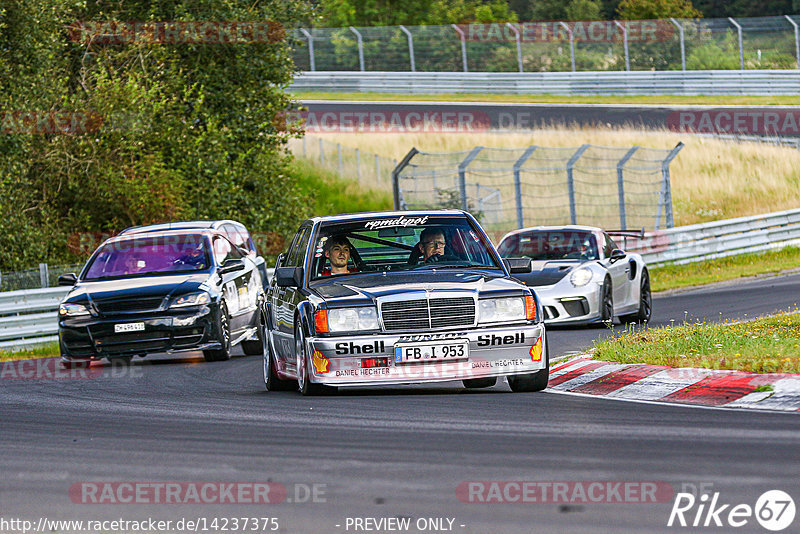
[318,0,517,27]
[617,0,702,20]
[566,0,603,20]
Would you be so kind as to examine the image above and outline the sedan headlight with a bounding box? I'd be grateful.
[478,297,526,325]
[170,292,210,308]
[317,307,379,333]
[59,303,91,317]
[570,267,594,287]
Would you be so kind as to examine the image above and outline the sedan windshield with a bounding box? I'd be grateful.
[83,235,212,280]
[310,215,502,279]
[498,230,599,261]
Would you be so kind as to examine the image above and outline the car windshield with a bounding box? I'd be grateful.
[83,235,212,280]
[498,230,599,261]
[309,215,502,280]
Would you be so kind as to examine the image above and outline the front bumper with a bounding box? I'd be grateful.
[305,323,546,387]
[534,283,603,325]
[59,306,221,361]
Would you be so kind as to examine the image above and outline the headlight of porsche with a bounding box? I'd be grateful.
[478,297,527,325]
[59,303,91,317]
[170,292,211,308]
[570,267,594,287]
[317,307,379,333]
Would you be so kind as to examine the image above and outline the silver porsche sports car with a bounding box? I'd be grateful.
[496,226,651,326]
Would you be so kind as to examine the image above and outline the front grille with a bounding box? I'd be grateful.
[93,297,164,315]
[561,298,589,317]
[381,297,475,331]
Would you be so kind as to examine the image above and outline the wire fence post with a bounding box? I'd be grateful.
[729,17,744,70]
[349,26,365,71]
[616,146,639,230]
[614,21,630,71]
[458,147,483,211]
[392,148,419,210]
[786,15,800,69]
[375,154,380,182]
[319,138,325,165]
[558,22,576,72]
[669,18,686,71]
[452,24,468,72]
[302,136,307,157]
[513,146,538,228]
[39,263,49,288]
[399,25,415,72]
[660,142,683,229]
[337,143,343,174]
[506,22,523,73]
[356,148,361,182]
[299,28,315,72]
[566,145,590,225]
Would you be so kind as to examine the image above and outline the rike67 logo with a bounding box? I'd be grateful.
[668,490,795,531]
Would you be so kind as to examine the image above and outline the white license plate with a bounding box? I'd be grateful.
[114,322,145,333]
[394,340,469,364]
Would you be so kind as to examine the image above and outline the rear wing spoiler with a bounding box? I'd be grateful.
[606,228,645,239]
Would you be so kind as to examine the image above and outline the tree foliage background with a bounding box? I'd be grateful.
[0,0,311,270]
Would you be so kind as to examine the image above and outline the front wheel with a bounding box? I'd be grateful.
[264,325,295,392]
[592,279,614,328]
[204,304,231,362]
[295,323,323,396]
[508,335,549,393]
[621,269,652,324]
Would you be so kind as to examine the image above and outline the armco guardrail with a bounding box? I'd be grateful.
[0,269,276,351]
[629,208,800,266]
[291,71,800,96]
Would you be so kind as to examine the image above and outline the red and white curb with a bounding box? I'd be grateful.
[547,356,800,412]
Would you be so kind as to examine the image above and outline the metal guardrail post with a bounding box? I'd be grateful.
[399,25,415,72]
[786,15,800,69]
[458,147,484,211]
[349,27,365,71]
[728,17,744,70]
[392,148,420,210]
[558,22,575,72]
[299,28,315,72]
[614,21,630,71]
[616,146,640,230]
[669,18,686,71]
[566,145,590,225]
[452,24,468,72]
[506,23,523,73]
[661,142,683,229]
[39,264,49,288]
[513,146,538,228]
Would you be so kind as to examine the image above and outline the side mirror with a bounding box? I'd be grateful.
[503,258,532,274]
[609,249,626,263]
[219,258,246,275]
[275,266,303,288]
[58,273,78,286]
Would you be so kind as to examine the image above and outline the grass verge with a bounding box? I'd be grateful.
[592,313,800,373]
[651,246,800,293]
[293,91,800,106]
[0,342,59,362]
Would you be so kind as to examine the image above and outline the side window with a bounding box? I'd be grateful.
[603,233,617,258]
[286,227,310,267]
[293,227,312,269]
[213,236,233,265]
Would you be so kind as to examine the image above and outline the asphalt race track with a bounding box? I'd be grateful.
[2,273,800,533]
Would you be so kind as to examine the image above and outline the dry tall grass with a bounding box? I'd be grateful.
[303,128,800,226]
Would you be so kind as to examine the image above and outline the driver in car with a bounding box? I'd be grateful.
[419,227,448,261]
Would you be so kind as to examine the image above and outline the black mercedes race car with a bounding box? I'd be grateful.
[57,229,267,367]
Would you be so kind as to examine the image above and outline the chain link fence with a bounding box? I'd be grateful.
[0,264,84,292]
[291,15,800,73]
[392,144,683,238]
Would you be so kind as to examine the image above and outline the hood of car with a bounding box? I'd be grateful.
[310,270,526,304]
[65,273,210,303]
[510,260,584,287]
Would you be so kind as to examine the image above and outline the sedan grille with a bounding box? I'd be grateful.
[93,297,165,315]
[381,297,475,331]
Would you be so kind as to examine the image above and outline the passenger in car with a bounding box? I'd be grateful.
[321,235,358,275]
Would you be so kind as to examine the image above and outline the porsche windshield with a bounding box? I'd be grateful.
[498,230,599,261]
[310,215,502,279]
[83,235,212,280]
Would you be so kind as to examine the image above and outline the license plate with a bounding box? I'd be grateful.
[114,322,145,333]
[394,340,469,364]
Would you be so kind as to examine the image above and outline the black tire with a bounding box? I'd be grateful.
[242,313,266,356]
[263,323,295,392]
[295,323,323,396]
[508,334,550,393]
[593,278,614,328]
[204,304,231,362]
[621,268,652,324]
[463,377,497,389]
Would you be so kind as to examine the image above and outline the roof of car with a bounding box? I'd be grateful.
[103,228,219,244]
[119,220,243,235]
[499,225,602,241]
[307,209,467,224]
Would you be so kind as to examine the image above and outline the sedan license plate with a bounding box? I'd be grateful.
[394,340,468,364]
[114,322,145,333]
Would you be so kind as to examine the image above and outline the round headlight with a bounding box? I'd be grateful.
[569,267,593,287]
